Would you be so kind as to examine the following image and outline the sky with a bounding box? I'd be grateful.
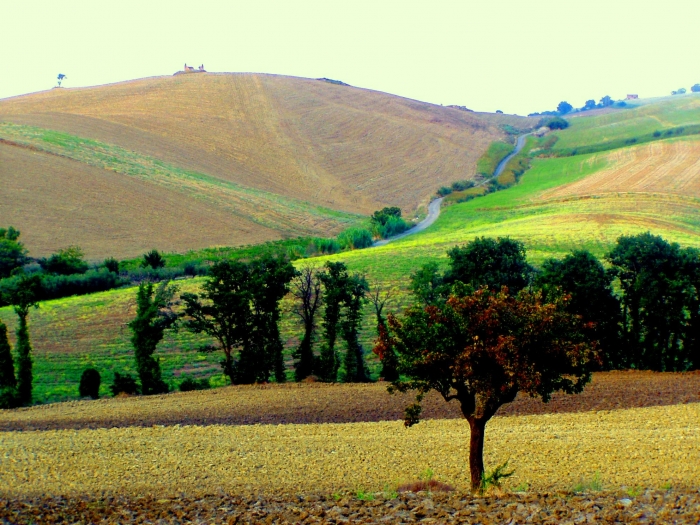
[2,0,699,115]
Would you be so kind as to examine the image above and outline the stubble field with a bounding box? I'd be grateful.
[1,373,699,523]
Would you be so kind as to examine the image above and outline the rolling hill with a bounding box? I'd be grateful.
[4,85,700,403]
[0,73,530,258]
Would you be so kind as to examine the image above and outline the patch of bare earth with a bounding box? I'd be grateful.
[1,371,698,431]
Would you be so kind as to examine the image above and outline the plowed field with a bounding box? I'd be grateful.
[1,371,698,431]
[542,138,700,200]
[1,404,698,498]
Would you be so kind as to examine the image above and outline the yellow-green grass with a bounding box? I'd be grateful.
[6,135,700,403]
[1,403,698,496]
[551,93,700,153]
[316,136,700,284]
[475,140,515,176]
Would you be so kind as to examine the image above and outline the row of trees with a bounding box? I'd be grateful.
[407,234,700,371]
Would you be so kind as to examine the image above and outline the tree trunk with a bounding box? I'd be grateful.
[467,417,487,493]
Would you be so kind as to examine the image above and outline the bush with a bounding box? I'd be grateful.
[692,84,700,93]
[450,180,475,191]
[337,228,373,250]
[437,186,453,197]
[141,249,165,269]
[79,368,101,399]
[110,372,139,396]
[179,376,210,391]
[39,246,88,275]
[0,386,18,409]
[103,257,120,274]
[539,116,569,130]
[313,238,340,254]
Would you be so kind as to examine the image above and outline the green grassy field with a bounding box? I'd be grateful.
[551,93,700,153]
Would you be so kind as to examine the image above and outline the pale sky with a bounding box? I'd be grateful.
[2,0,699,115]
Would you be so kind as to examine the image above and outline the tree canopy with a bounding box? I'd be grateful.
[376,286,599,491]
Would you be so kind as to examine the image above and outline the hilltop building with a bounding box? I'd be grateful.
[626,94,639,100]
[174,63,206,75]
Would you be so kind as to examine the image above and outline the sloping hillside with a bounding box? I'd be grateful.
[0,74,531,257]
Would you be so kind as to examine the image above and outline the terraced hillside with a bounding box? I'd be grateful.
[0,73,530,258]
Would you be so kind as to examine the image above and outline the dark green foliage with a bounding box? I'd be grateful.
[39,246,88,275]
[317,262,348,382]
[450,180,475,191]
[539,116,569,130]
[583,99,597,110]
[437,186,453,197]
[110,372,139,396]
[141,249,166,270]
[129,281,178,395]
[0,322,18,408]
[183,260,251,383]
[236,256,295,384]
[103,257,120,274]
[312,238,340,255]
[536,250,623,369]
[341,275,370,383]
[5,274,41,406]
[79,368,101,399]
[337,228,373,249]
[371,207,402,224]
[178,376,210,391]
[182,256,294,384]
[691,84,700,93]
[446,237,533,293]
[410,261,447,306]
[607,233,700,371]
[292,267,322,381]
[557,101,573,115]
[0,227,27,279]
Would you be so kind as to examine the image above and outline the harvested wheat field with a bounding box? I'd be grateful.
[1,371,698,431]
[542,138,700,201]
[2,373,699,523]
[1,405,699,497]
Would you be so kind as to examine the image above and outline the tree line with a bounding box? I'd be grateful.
[2,230,698,407]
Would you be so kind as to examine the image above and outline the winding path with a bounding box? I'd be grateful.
[371,133,530,247]
[372,197,443,247]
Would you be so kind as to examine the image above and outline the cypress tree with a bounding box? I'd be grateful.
[8,274,41,406]
[0,322,15,389]
[317,262,350,382]
[129,281,178,395]
[341,274,370,382]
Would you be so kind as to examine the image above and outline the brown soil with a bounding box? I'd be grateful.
[1,489,698,524]
[1,371,697,431]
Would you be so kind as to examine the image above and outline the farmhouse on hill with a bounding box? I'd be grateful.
[626,94,639,100]
[174,63,206,75]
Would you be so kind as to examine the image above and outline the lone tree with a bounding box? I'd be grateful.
[57,74,66,87]
[375,286,599,492]
[129,280,178,395]
[141,249,166,270]
[291,265,323,381]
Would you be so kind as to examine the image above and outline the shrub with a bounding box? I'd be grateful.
[437,186,453,197]
[450,180,475,191]
[313,238,340,254]
[653,131,662,137]
[79,368,101,399]
[179,375,210,391]
[0,386,19,409]
[692,83,700,93]
[110,372,139,396]
[141,249,165,270]
[337,228,373,250]
[39,246,88,275]
[103,257,120,274]
[539,116,569,130]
